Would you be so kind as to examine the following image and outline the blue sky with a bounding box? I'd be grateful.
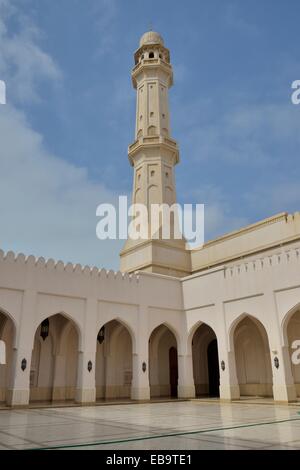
[0,0,300,269]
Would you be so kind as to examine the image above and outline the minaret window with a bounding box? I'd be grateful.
[162,113,165,119]
[150,112,154,117]
[151,170,155,177]
[149,51,154,59]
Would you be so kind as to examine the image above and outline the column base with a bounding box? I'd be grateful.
[75,388,96,404]
[131,386,150,400]
[273,384,297,403]
[219,384,240,401]
[178,385,195,399]
[6,389,29,407]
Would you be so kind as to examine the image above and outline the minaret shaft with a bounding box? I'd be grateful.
[120,31,191,277]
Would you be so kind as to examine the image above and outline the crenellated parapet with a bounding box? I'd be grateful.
[0,249,140,283]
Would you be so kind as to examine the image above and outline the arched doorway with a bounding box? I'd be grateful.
[0,311,15,405]
[169,346,178,398]
[233,316,273,397]
[30,314,79,403]
[286,309,300,397]
[192,324,220,397]
[149,325,178,398]
[207,339,219,397]
[96,320,132,400]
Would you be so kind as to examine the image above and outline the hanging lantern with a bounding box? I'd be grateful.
[21,358,27,371]
[97,326,105,344]
[87,361,93,372]
[274,356,279,369]
[221,360,225,371]
[40,318,49,341]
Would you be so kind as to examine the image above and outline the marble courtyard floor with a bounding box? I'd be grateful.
[0,401,300,450]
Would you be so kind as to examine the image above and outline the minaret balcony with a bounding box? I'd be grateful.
[131,60,173,88]
[128,135,179,166]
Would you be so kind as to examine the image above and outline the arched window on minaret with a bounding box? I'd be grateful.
[148,125,157,136]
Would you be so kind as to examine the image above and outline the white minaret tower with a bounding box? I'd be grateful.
[120,31,191,277]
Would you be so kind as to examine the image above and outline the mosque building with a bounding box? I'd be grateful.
[0,31,300,407]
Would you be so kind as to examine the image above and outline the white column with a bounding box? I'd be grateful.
[75,298,97,404]
[264,291,296,403]
[75,350,96,403]
[177,353,195,398]
[131,305,150,400]
[271,345,296,402]
[217,303,240,401]
[219,349,240,401]
[52,354,67,401]
[7,289,36,406]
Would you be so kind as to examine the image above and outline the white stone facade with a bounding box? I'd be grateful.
[0,32,300,407]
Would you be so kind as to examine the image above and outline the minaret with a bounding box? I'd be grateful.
[120,31,191,277]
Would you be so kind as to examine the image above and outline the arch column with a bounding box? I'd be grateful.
[75,349,96,403]
[271,345,297,402]
[177,327,195,398]
[131,305,150,400]
[7,289,36,406]
[218,304,240,401]
[177,352,195,398]
[264,292,296,403]
[219,349,240,401]
[75,298,96,404]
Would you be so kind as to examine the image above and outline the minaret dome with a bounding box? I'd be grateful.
[139,30,164,47]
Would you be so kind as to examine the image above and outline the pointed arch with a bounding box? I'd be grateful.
[0,309,16,404]
[149,323,179,398]
[30,312,79,403]
[187,320,218,354]
[230,314,273,398]
[190,322,220,397]
[34,310,82,350]
[148,321,180,347]
[282,303,300,346]
[95,319,133,400]
[282,304,300,397]
[96,317,136,353]
[228,313,270,352]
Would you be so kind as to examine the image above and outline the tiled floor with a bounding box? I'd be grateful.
[0,401,300,450]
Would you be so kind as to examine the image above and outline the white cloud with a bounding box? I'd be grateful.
[0,0,62,104]
[91,0,118,57]
[0,0,123,269]
[246,181,300,215]
[188,184,248,241]
[185,102,300,166]
[0,103,123,268]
